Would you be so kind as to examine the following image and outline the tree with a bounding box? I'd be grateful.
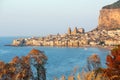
[28,49,47,80]
[103,46,120,79]
[0,49,47,80]
[87,54,101,71]
[81,54,102,80]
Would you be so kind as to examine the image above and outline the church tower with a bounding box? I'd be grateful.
[72,27,78,34]
[68,27,71,35]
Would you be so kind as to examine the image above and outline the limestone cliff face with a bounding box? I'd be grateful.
[98,9,120,30]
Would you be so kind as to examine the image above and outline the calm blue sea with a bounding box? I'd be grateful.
[0,37,109,80]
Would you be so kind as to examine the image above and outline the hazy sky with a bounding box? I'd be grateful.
[0,0,117,36]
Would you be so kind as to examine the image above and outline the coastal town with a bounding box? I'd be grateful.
[12,27,120,48]
[11,0,120,49]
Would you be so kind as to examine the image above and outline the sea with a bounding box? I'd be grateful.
[0,37,110,80]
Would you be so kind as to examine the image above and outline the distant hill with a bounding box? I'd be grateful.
[103,0,120,9]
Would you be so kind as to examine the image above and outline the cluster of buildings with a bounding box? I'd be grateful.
[12,27,120,48]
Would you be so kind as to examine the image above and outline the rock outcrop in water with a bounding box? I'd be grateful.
[98,0,120,30]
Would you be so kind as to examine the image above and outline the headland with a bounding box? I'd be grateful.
[10,0,120,49]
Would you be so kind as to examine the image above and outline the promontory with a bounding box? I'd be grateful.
[10,0,120,48]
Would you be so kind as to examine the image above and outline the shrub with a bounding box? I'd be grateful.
[102,46,120,80]
[0,49,47,80]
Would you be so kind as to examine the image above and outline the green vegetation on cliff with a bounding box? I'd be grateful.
[103,0,120,9]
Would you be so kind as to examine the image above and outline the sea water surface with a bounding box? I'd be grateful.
[0,37,109,80]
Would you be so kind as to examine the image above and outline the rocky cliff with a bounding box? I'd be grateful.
[98,0,120,30]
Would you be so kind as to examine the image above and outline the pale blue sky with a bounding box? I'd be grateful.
[0,0,117,36]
